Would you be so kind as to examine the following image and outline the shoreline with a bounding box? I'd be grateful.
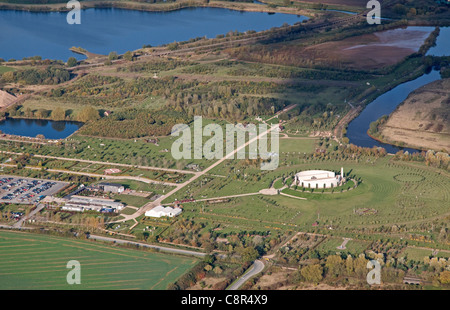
[0,1,312,16]
[366,129,426,153]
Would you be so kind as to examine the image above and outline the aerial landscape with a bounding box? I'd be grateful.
[0,0,449,296]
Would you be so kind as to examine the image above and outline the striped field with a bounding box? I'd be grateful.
[0,230,197,290]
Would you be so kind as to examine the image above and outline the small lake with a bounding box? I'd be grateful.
[0,118,83,139]
[0,7,307,61]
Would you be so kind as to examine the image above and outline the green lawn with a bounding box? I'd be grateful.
[0,230,197,290]
[170,157,450,232]
[279,138,317,153]
[115,194,149,208]
[0,66,15,74]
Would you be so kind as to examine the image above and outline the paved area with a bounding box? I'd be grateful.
[227,260,265,290]
[0,175,68,204]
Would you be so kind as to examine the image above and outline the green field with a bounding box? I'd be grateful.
[0,66,15,74]
[115,194,149,208]
[0,230,197,290]
[167,156,450,233]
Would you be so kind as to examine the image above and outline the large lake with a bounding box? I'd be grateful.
[0,118,83,139]
[0,7,307,61]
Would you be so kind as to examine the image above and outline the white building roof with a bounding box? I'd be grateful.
[145,206,182,218]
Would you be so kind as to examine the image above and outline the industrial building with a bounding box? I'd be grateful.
[62,195,124,213]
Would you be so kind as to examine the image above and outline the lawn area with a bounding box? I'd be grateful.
[115,194,149,208]
[316,237,370,256]
[401,247,434,261]
[109,179,174,195]
[279,138,317,153]
[0,230,197,290]
[173,157,450,231]
[0,66,15,74]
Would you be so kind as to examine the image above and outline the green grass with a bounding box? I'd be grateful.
[279,138,317,153]
[170,156,450,232]
[316,237,370,255]
[0,230,197,290]
[115,194,149,208]
[110,179,174,195]
[401,247,433,261]
[0,66,15,74]
[120,207,138,215]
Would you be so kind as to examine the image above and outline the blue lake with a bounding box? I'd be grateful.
[0,7,307,61]
[0,118,83,139]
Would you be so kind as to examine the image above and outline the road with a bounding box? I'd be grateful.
[12,203,45,228]
[227,260,265,290]
[0,151,196,175]
[88,234,206,258]
[117,123,280,221]
[0,163,178,187]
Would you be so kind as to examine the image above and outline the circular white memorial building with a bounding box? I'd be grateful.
[295,167,345,189]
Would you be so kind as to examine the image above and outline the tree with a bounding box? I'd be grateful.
[300,264,323,284]
[325,255,344,278]
[77,106,99,123]
[51,107,66,121]
[237,247,259,263]
[123,51,134,61]
[108,51,118,60]
[67,57,77,67]
[439,270,450,285]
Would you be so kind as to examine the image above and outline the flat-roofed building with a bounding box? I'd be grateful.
[99,183,125,193]
[62,195,124,212]
[145,206,182,218]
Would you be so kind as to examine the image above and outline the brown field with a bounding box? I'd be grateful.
[379,78,450,152]
[302,27,432,69]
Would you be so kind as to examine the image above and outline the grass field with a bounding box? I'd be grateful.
[167,156,450,233]
[0,230,197,290]
[115,194,149,208]
[0,66,15,74]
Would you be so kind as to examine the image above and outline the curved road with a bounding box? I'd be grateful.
[227,260,265,290]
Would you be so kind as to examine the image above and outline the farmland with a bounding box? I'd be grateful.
[0,230,197,290]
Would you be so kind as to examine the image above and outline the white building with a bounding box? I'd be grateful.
[294,167,345,189]
[145,206,182,218]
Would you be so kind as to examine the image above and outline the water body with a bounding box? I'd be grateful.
[347,70,441,154]
[0,7,307,61]
[0,118,83,139]
[427,27,450,56]
[347,25,448,153]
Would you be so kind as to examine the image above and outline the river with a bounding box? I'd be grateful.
[346,26,449,153]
